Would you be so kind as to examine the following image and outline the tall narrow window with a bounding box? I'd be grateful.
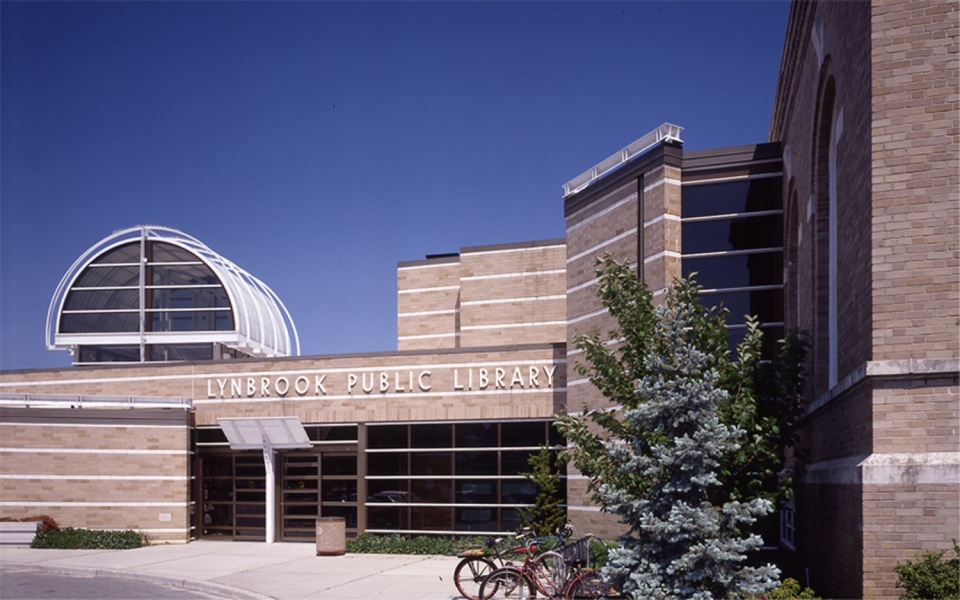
[814,76,837,392]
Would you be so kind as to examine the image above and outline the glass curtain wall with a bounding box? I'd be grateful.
[62,240,233,363]
[366,419,565,535]
[681,175,785,349]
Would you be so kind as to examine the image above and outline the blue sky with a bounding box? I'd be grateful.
[1,1,790,370]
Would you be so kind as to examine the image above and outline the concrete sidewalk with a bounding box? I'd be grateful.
[0,541,466,599]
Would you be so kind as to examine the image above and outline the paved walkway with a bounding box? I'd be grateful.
[0,541,466,599]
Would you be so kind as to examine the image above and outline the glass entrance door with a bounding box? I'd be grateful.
[281,452,358,541]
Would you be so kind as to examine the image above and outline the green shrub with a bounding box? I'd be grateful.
[345,533,458,556]
[30,527,147,550]
[895,540,959,600]
[765,578,821,599]
[588,537,614,569]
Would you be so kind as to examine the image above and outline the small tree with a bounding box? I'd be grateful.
[557,257,805,599]
[519,444,567,537]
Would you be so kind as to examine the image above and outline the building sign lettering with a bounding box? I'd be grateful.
[204,365,558,399]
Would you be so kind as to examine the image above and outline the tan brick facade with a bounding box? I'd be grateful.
[0,408,192,543]
[771,0,960,597]
[398,240,566,351]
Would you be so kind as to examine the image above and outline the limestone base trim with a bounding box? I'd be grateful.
[802,452,960,486]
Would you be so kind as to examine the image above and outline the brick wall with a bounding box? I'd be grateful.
[397,257,460,350]
[871,0,959,362]
[459,240,567,348]
[0,408,192,543]
[0,346,567,427]
[772,1,960,597]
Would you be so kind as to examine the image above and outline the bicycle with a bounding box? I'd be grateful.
[477,536,571,599]
[561,536,622,600]
[454,526,572,600]
[479,533,620,600]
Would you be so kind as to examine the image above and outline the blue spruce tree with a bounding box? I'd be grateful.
[559,258,792,599]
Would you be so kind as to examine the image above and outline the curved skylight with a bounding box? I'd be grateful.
[46,225,299,364]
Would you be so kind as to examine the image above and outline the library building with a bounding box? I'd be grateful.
[1,1,956,598]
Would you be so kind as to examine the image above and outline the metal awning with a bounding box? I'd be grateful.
[217,417,311,543]
[218,417,311,450]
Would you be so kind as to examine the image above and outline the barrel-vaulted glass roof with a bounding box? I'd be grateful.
[46,225,299,364]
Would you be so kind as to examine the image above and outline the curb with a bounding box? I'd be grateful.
[1,562,271,600]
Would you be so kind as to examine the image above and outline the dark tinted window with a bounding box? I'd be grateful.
[149,242,200,263]
[150,265,219,286]
[64,289,139,311]
[61,312,139,333]
[149,310,233,332]
[411,424,452,448]
[502,422,546,447]
[683,252,783,290]
[455,450,499,475]
[73,265,140,288]
[682,177,782,217]
[148,344,213,361]
[698,289,784,326]
[77,345,139,362]
[455,422,498,447]
[150,288,230,309]
[368,425,407,449]
[682,215,783,255]
[92,243,140,264]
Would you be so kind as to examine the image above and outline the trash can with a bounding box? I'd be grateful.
[315,517,346,556]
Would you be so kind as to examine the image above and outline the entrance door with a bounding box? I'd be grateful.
[200,453,266,540]
[281,452,358,541]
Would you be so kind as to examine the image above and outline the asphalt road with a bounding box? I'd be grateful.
[0,566,237,600]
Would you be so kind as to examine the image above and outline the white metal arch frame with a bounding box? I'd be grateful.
[46,225,300,361]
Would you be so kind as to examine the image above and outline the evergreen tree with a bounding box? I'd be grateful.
[557,257,804,599]
[519,444,567,537]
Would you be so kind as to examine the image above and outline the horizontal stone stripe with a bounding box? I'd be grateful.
[802,452,960,486]
[461,321,566,331]
[0,448,188,455]
[397,285,460,294]
[643,213,682,227]
[566,261,639,294]
[643,250,683,263]
[0,422,185,429]
[461,294,565,306]
[0,474,187,481]
[566,504,603,512]
[463,244,565,257]
[568,307,608,325]
[566,193,637,232]
[643,177,682,193]
[0,501,186,507]
[566,228,638,264]
[461,269,565,281]
[397,309,459,317]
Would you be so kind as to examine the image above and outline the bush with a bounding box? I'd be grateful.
[895,540,960,600]
[30,527,147,550]
[345,533,458,556]
[746,578,820,599]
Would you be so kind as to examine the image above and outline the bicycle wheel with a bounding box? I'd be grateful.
[532,550,567,597]
[565,571,607,600]
[479,566,537,600]
[454,556,498,600]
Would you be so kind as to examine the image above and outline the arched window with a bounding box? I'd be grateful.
[813,74,838,393]
[47,226,299,364]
